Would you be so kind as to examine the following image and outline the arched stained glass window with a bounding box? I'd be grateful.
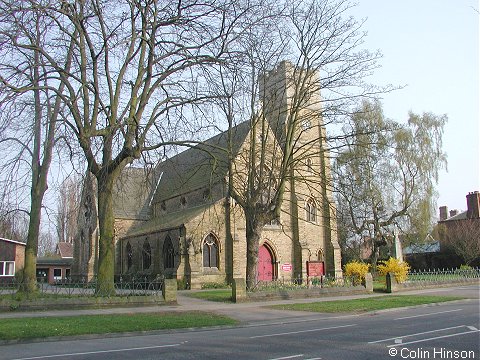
[203,233,219,268]
[143,241,152,270]
[126,242,133,270]
[306,198,317,223]
[163,236,175,269]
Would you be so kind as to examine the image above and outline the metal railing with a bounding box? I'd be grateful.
[0,276,164,298]
[246,275,359,292]
[405,267,480,283]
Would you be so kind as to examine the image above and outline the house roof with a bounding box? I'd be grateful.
[403,241,440,255]
[439,210,468,222]
[0,237,26,246]
[151,121,251,204]
[56,242,73,258]
[36,257,72,266]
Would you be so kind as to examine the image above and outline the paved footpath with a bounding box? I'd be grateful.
[0,291,384,323]
[0,285,478,325]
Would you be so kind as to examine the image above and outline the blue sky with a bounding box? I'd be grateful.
[349,0,479,214]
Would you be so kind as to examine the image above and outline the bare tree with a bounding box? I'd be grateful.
[1,0,270,294]
[207,0,385,287]
[0,0,75,292]
[38,230,56,256]
[439,220,480,266]
[56,175,81,244]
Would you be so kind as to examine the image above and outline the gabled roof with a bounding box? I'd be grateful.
[151,121,251,204]
[113,167,160,220]
[36,257,72,266]
[403,241,440,255]
[439,210,468,222]
[56,242,73,258]
[124,202,213,238]
[0,237,26,246]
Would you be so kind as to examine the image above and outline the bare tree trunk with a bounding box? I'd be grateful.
[95,171,116,295]
[245,210,262,290]
[22,191,43,292]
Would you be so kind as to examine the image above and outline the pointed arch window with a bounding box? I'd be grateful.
[126,242,133,270]
[306,198,317,223]
[203,233,219,268]
[317,249,324,261]
[142,240,152,270]
[163,236,175,269]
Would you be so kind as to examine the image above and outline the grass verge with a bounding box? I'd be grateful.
[0,312,238,341]
[185,289,233,302]
[270,295,465,313]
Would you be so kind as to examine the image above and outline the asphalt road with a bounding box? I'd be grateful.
[1,285,479,360]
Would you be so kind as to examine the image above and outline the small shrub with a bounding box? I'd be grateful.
[344,261,370,285]
[201,282,229,290]
[377,257,410,283]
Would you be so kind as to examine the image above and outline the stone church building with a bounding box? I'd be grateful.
[72,61,342,288]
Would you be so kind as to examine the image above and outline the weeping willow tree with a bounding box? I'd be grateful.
[334,100,447,267]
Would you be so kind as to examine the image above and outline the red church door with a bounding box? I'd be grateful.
[257,244,274,281]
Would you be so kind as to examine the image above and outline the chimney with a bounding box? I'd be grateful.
[439,206,448,221]
[449,209,458,217]
[466,191,480,219]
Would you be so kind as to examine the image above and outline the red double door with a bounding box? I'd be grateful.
[257,244,275,281]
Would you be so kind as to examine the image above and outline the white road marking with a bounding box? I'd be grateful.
[250,324,357,339]
[268,355,304,360]
[387,329,480,347]
[394,308,463,320]
[11,343,182,360]
[369,325,469,344]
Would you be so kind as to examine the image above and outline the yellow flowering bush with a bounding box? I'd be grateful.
[377,257,410,283]
[344,261,370,285]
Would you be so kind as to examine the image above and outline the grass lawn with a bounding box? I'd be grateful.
[270,295,465,313]
[0,312,238,341]
[186,289,233,302]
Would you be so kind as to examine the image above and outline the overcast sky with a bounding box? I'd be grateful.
[349,0,479,215]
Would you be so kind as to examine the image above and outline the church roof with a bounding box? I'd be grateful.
[113,167,159,220]
[124,202,213,238]
[151,121,251,204]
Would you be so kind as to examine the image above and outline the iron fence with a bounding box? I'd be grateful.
[406,267,480,283]
[246,275,359,292]
[0,276,164,298]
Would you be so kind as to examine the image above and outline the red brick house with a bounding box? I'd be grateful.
[36,242,73,284]
[0,237,26,283]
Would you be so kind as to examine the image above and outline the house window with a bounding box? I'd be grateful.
[143,241,152,270]
[203,233,219,268]
[126,242,133,270]
[163,236,175,269]
[0,261,15,276]
[306,198,317,223]
[53,268,62,280]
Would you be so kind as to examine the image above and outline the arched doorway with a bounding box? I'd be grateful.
[257,244,276,281]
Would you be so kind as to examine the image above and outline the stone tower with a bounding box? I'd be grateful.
[260,61,342,278]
